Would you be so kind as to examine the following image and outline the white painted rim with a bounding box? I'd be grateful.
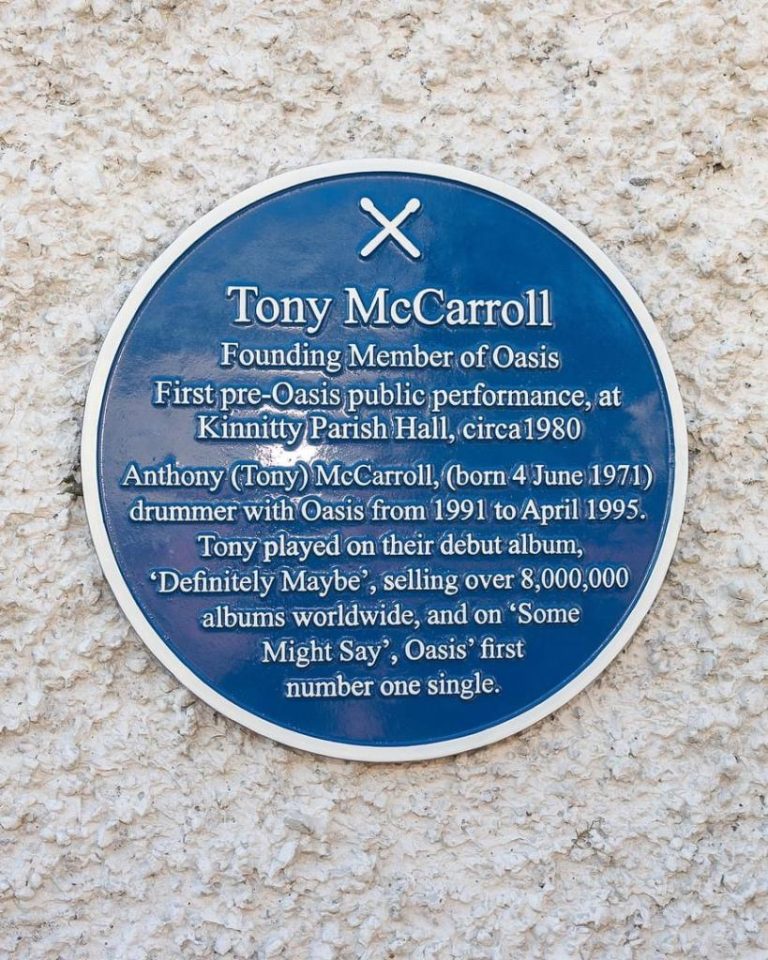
[82,159,688,763]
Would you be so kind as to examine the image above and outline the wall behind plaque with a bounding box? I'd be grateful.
[0,1,765,957]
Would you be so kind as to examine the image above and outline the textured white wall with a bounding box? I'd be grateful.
[1,0,767,957]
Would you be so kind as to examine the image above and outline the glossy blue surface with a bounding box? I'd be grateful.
[98,172,675,748]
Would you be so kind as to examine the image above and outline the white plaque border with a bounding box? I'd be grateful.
[82,159,688,762]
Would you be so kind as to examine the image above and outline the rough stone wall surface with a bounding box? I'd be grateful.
[0,0,766,957]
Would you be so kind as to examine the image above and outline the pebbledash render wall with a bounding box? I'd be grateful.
[0,1,766,957]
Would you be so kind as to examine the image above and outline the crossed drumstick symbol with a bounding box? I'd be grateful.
[359,197,422,260]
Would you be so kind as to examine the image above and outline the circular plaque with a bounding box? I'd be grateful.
[83,160,687,761]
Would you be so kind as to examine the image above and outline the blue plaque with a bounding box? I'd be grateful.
[83,161,687,761]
